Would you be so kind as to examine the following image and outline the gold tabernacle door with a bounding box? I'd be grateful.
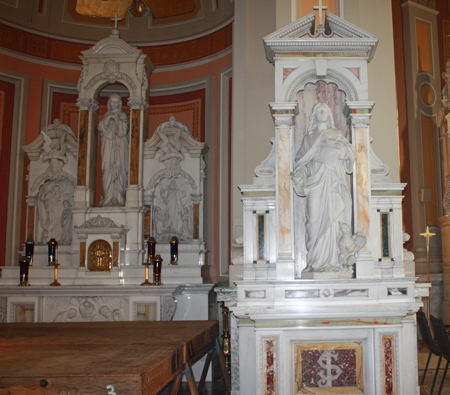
[87,239,112,271]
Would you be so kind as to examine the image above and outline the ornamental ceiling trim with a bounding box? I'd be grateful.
[0,21,232,67]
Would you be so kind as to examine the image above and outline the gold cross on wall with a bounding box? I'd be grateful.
[420,226,436,252]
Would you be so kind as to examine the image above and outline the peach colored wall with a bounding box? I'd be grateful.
[0,53,80,144]
[151,54,232,280]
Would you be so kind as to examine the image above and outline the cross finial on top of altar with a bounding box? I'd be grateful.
[111,13,122,29]
[313,0,328,27]
[111,13,122,36]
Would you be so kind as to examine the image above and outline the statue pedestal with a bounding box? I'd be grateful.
[229,278,425,394]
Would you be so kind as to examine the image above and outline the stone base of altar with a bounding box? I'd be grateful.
[226,278,429,395]
[0,283,214,324]
[0,281,215,381]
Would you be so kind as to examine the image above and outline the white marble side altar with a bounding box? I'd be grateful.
[0,27,214,384]
[226,11,425,395]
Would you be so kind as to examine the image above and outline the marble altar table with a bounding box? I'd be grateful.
[0,320,220,395]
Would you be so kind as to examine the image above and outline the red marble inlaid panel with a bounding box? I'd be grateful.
[383,336,395,395]
[264,338,277,395]
[294,342,363,394]
[300,349,357,387]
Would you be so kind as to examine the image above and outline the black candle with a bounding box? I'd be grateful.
[146,237,157,264]
[25,236,35,266]
[18,256,30,287]
[48,238,58,266]
[170,236,179,265]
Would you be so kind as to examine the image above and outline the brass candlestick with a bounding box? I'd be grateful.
[141,263,152,286]
[141,237,157,286]
[50,263,61,286]
[420,226,436,323]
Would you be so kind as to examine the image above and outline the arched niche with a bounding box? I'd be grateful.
[93,84,130,207]
[286,69,358,103]
[291,81,353,278]
[293,80,349,153]
[75,28,154,208]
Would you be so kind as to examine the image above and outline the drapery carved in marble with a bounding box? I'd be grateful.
[153,178,193,242]
[37,179,74,244]
[291,102,365,277]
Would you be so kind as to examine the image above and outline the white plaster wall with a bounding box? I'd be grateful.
[345,0,400,183]
[231,0,276,240]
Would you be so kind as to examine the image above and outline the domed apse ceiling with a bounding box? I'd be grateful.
[76,0,199,23]
[0,0,234,44]
[0,0,233,66]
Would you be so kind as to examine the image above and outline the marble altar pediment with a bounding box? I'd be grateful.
[23,119,78,161]
[264,12,378,63]
[144,116,208,159]
[81,32,145,59]
[78,29,154,99]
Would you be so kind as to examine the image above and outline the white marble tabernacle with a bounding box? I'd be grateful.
[226,11,426,395]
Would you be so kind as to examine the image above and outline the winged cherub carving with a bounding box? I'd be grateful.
[41,131,68,179]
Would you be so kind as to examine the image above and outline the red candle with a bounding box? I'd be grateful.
[153,254,163,285]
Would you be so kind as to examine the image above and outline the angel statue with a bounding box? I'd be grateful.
[157,129,185,174]
[41,131,69,179]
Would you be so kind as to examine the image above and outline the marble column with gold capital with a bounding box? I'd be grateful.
[269,102,298,280]
[75,98,99,207]
[347,101,375,278]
